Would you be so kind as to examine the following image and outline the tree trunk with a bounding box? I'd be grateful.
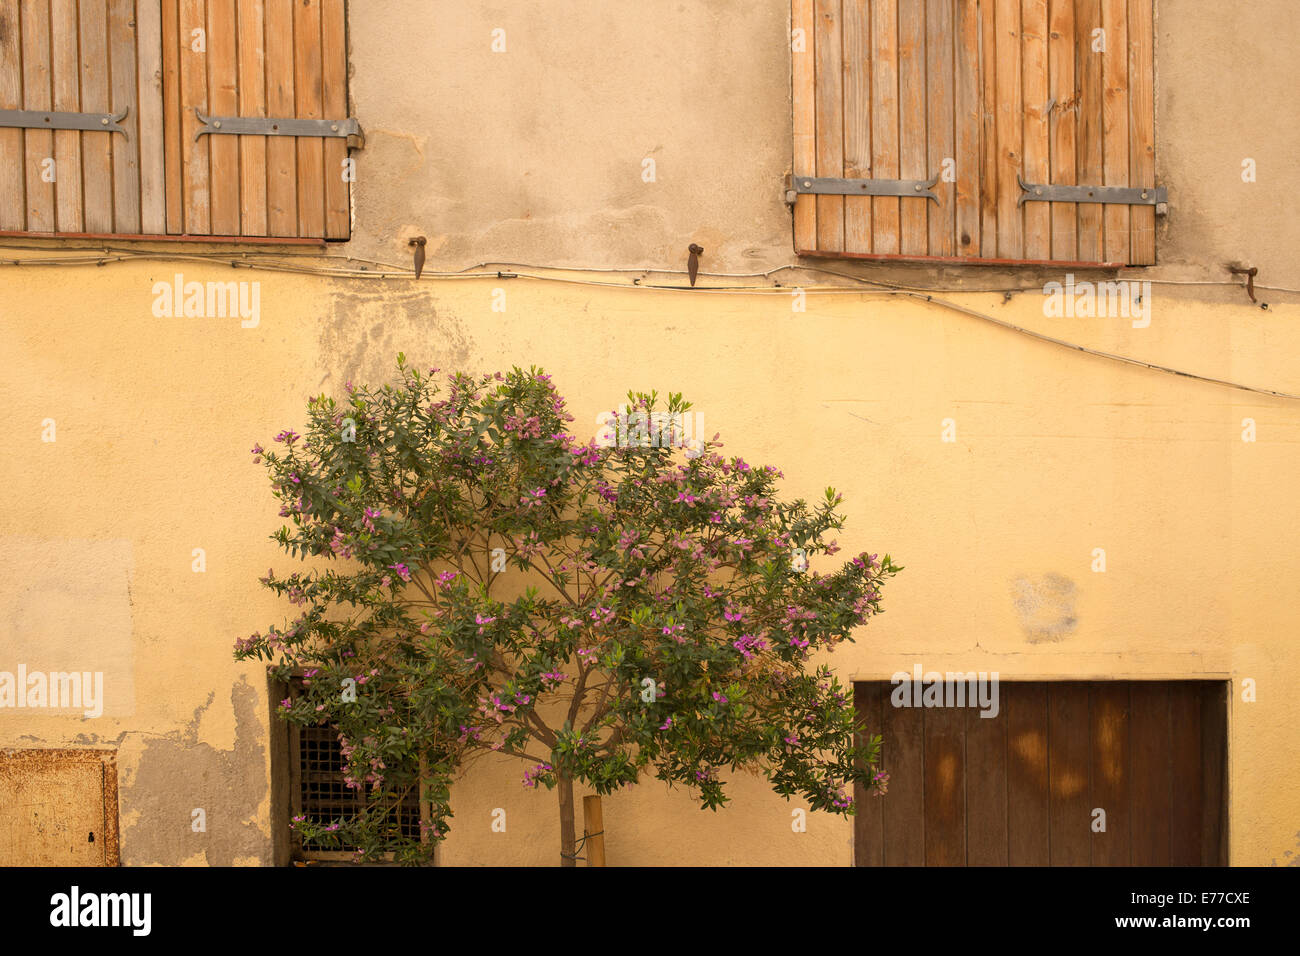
[558,773,577,867]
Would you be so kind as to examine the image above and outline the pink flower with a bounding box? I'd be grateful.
[522,762,553,789]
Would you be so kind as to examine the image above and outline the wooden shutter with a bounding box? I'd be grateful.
[0,0,351,239]
[164,0,351,238]
[0,0,164,235]
[792,0,1156,266]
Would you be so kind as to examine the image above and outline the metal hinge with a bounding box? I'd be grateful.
[0,107,129,135]
[194,111,365,149]
[1018,174,1168,213]
[786,172,941,205]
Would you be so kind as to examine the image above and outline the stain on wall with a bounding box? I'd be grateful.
[1012,574,1079,643]
[319,286,473,390]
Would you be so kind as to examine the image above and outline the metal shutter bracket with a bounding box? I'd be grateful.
[1018,174,1168,213]
[0,107,129,135]
[787,172,941,205]
[194,111,365,149]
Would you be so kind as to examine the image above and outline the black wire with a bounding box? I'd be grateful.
[559,829,604,861]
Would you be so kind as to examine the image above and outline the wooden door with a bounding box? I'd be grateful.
[854,680,1227,865]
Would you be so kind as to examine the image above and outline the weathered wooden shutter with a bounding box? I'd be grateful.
[0,0,164,235]
[792,0,1157,266]
[0,0,351,239]
[165,0,351,238]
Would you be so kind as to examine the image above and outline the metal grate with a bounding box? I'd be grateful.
[292,706,421,856]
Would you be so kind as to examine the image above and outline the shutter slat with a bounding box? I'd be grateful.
[179,0,210,233]
[207,0,240,234]
[899,0,927,255]
[264,0,297,236]
[791,0,817,252]
[109,0,142,233]
[1021,0,1050,260]
[978,0,998,253]
[322,0,348,238]
[138,1,168,235]
[80,0,114,232]
[843,0,872,253]
[1074,0,1103,260]
[870,0,899,253]
[1101,0,1128,263]
[0,0,23,229]
[236,0,267,235]
[20,0,54,232]
[292,0,325,238]
[925,0,954,256]
[51,0,82,232]
[1047,0,1077,259]
[1127,0,1154,264]
[954,0,981,256]
[994,0,1023,258]
[162,0,184,232]
[813,0,844,252]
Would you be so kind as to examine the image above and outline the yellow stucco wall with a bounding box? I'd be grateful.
[1,257,1296,864]
[3,0,1299,866]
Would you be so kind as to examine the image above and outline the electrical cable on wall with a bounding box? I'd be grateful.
[1,245,1296,401]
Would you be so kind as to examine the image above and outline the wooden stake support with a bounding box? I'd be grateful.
[583,795,606,867]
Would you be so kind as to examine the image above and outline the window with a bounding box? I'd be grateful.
[283,675,422,863]
[791,0,1158,265]
[853,680,1228,865]
[0,0,357,240]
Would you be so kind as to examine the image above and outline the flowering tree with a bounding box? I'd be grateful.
[236,357,899,865]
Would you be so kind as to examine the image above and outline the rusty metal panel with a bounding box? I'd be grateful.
[0,749,120,866]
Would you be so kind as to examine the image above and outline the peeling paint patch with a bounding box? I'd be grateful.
[320,287,472,388]
[120,678,267,866]
[1012,573,1078,643]
[1269,831,1300,866]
